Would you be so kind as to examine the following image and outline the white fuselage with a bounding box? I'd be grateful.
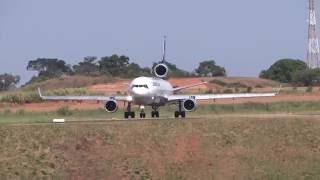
[128,77,173,106]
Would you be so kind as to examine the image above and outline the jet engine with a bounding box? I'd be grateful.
[104,100,118,113]
[153,63,169,78]
[183,99,197,112]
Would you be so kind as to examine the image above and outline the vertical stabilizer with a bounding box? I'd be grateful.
[153,36,170,78]
[161,36,167,63]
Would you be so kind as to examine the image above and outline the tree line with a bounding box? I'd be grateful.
[2,57,320,92]
[0,55,226,91]
[259,58,320,86]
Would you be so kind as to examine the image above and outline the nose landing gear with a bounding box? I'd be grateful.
[174,100,186,118]
[139,106,146,118]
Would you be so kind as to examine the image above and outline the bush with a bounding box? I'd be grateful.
[16,109,25,115]
[0,93,24,104]
[293,68,320,86]
[210,79,227,86]
[210,79,247,89]
[223,89,234,93]
[0,92,42,104]
[227,82,247,88]
[306,86,313,93]
[56,107,73,116]
[3,109,12,115]
[235,87,240,93]
[206,89,213,94]
[24,92,42,103]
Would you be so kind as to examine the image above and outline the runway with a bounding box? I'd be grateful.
[3,112,320,127]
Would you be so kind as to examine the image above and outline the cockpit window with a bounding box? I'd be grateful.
[131,84,149,89]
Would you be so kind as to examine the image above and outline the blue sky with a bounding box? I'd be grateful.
[0,0,310,83]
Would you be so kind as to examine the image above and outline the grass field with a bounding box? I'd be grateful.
[2,101,320,123]
[1,102,320,179]
[0,114,320,179]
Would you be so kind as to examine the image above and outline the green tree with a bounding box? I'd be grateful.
[126,63,151,77]
[260,59,307,83]
[98,55,130,76]
[27,58,72,82]
[0,73,20,91]
[73,56,99,76]
[293,68,320,86]
[195,60,226,77]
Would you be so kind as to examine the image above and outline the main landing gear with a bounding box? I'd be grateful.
[174,100,186,118]
[124,102,135,119]
[151,105,160,118]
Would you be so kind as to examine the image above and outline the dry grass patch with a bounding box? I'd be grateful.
[0,116,320,179]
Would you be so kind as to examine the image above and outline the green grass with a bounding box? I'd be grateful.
[2,101,320,123]
[0,115,320,179]
[198,101,320,114]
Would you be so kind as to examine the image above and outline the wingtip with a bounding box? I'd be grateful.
[276,84,282,95]
[37,88,43,98]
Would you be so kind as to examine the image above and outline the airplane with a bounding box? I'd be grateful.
[38,37,277,119]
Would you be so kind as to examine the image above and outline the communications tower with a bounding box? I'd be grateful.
[307,0,320,68]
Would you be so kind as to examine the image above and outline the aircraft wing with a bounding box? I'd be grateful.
[168,92,276,101]
[173,82,208,92]
[38,88,132,102]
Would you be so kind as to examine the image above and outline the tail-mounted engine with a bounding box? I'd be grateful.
[153,63,169,78]
[183,99,197,112]
[104,100,118,113]
[153,36,170,79]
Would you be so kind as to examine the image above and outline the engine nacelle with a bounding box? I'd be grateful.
[104,100,118,113]
[183,99,197,112]
[153,63,169,78]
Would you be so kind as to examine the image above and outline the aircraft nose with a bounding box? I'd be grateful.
[132,88,147,95]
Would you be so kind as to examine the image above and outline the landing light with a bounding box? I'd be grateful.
[127,96,133,101]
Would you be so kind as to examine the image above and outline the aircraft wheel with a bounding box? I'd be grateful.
[181,111,186,118]
[151,111,159,118]
[140,113,146,118]
[125,112,135,119]
[174,111,186,118]
[131,112,135,118]
[174,111,179,118]
[124,112,129,119]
